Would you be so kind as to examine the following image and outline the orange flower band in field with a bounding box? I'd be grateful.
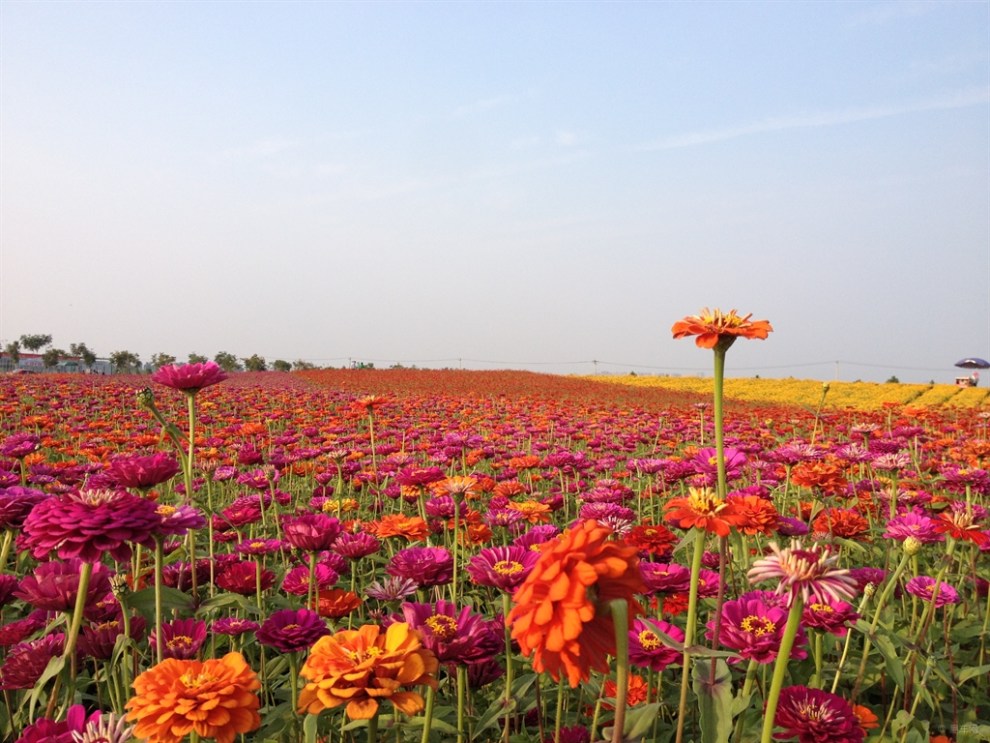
[671,307,773,350]
[508,519,644,687]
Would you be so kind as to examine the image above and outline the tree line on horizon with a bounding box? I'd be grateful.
[2,333,317,374]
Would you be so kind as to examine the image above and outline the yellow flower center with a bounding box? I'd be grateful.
[179,671,215,689]
[740,615,776,637]
[167,635,194,649]
[687,488,726,515]
[425,615,458,641]
[638,630,661,650]
[493,560,524,576]
[250,541,265,550]
[283,624,300,632]
[809,603,833,614]
[156,505,177,517]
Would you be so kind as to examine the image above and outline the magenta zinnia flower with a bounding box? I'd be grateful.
[150,618,207,660]
[365,575,419,601]
[882,509,944,543]
[281,563,340,595]
[802,598,859,637]
[466,545,539,592]
[398,600,501,665]
[639,562,692,595]
[333,531,381,560]
[707,595,807,664]
[905,576,960,608]
[282,513,342,552]
[150,361,228,392]
[628,618,683,672]
[748,541,857,607]
[773,686,864,743]
[153,503,207,538]
[14,703,105,743]
[216,560,275,596]
[212,617,259,637]
[0,486,48,530]
[256,608,329,653]
[0,633,64,689]
[14,558,112,615]
[106,452,181,490]
[0,433,40,459]
[78,616,147,661]
[20,489,160,562]
[386,546,454,588]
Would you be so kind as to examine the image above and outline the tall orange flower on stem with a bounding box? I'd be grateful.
[125,652,261,743]
[508,519,644,687]
[671,307,773,351]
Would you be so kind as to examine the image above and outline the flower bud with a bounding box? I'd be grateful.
[136,388,155,409]
[903,536,923,556]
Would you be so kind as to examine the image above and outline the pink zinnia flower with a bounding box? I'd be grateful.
[106,452,181,490]
[14,704,108,743]
[628,618,683,672]
[0,433,40,459]
[386,547,453,588]
[466,545,539,592]
[0,486,48,529]
[882,509,943,543]
[256,608,329,653]
[0,633,64,689]
[212,617,259,637]
[150,618,207,660]
[801,598,859,637]
[707,596,807,664]
[14,558,112,616]
[282,513,342,552]
[398,600,501,665]
[905,576,960,608]
[216,560,275,596]
[333,531,381,560]
[150,361,228,392]
[20,489,161,562]
[748,541,857,607]
[639,562,691,595]
[773,686,864,743]
[281,563,340,596]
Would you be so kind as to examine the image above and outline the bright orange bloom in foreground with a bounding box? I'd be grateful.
[727,494,779,536]
[313,588,363,619]
[125,652,261,743]
[671,307,773,350]
[298,623,438,720]
[812,508,870,540]
[664,487,741,537]
[509,519,644,687]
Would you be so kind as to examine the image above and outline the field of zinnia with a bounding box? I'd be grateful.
[0,356,988,742]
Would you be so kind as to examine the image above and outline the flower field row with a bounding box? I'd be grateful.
[588,375,990,411]
[0,316,988,743]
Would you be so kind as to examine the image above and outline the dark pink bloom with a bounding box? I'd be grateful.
[78,615,146,661]
[333,531,381,560]
[14,703,102,743]
[0,486,48,529]
[20,489,160,562]
[281,563,339,596]
[466,545,539,592]
[398,600,501,665]
[0,633,64,689]
[0,433,40,459]
[707,595,807,664]
[256,608,329,653]
[628,618,683,672]
[639,562,691,595]
[105,452,180,490]
[0,574,19,608]
[802,599,859,637]
[215,560,274,596]
[212,617,259,637]
[14,558,112,616]
[386,546,453,588]
[773,686,864,743]
[882,509,943,543]
[154,503,207,537]
[905,576,959,608]
[282,513,342,551]
[150,361,228,392]
[150,618,207,660]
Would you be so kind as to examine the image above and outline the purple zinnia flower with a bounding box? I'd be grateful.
[0,574,20,608]
[256,608,329,653]
[774,686,864,743]
[0,486,48,529]
[105,452,180,490]
[365,575,419,601]
[78,615,146,661]
[386,546,453,588]
[14,703,104,743]
[0,433,40,460]
[212,617,260,637]
[154,503,207,537]
[513,524,560,551]
[883,509,943,543]
[0,633,64,689]
[281,563,339,596]
[150,361,228,392]
[466,545,539,592]
[20,489,160,562]
[640,562,691,595]
[333,531,381,560]
[707,596,807,664]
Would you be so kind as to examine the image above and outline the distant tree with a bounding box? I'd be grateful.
[151,353,177,370]
[272,359,292,372]
[292,359,316,371]
[69,343,97,369]
[19,334,52,352]
[187,353,208,364]
[42,348,66,368]
[885,375,900,384]
[110,350,142,373]
[4,340,20,364]
[214,351,242,372]
[242,354,267,372]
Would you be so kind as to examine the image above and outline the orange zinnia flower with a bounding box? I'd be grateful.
[671,307,773,350]
[509,519,644,687]
[664,487,741,537]
[727,494,780,536]
[812,508,870,540]
[506,500,553,524]
[125,652,261,743]
[368,514,431,542]
[297,623,438,720]
[313,588,363,619]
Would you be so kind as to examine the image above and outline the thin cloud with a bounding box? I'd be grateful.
[640,87,990,151]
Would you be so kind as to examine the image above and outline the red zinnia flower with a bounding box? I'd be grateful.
[773,686,864,743]
[150,361,229,392]
[671,307,773,350]
[664,487,740,537]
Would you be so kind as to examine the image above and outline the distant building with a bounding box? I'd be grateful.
[0,352,113,374]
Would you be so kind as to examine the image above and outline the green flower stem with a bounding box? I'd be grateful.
[185,392,196,504]
[367,711,379,743]
[712,346,728,500]
[760,596,805,743]
[457,664,468,743]
[0,530,13,572]
[610,598,630,743]
[502,593,515,743]
[288,652,299,718]
[451,500,460,603]
[812,632,823,689]
[419,683,436,743]
[154,537,165,664]
[732,659,760,743]
[307,552,318,610]
[674,527,707,743]
[847,547,912,696]
[553,676,565,743]
[63,559,93,666]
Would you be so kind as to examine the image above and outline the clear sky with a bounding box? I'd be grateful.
[2,1,988,383]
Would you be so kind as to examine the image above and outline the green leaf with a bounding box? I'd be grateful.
[472,695,515,738]
[303,713,318,743]
[28,654,65,722]
[957,664,990,685]
[693,658,734,743]
[872,633,905,689]
[123,586,194,619]
[624,702,662,739]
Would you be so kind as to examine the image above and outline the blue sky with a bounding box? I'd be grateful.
[2,1,988,383]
